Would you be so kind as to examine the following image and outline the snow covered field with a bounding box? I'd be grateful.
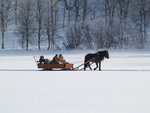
[0,50,150,113]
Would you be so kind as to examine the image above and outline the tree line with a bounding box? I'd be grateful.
[0,0,150,50]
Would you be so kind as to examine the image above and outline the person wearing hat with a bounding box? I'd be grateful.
[38,56,51,64]
[58,54,66,64]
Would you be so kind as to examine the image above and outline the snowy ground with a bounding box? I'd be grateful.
[0,49,150,113]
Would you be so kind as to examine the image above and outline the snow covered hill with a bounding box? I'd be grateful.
[0,50,150,113]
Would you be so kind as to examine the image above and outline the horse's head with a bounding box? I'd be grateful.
[97,50,109,59]
[104,50,109,59]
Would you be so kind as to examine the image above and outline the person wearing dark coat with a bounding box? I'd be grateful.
[51,54,60,64]
[38,56,51,64]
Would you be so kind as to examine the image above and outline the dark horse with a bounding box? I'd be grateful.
[84,50,109,71]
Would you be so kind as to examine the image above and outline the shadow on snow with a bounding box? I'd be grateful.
[0,69,150,72]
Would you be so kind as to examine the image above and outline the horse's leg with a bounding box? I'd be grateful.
[88,63,92,70]
[99,62,101,71]
[94,63,98,70]
[84,63,87,71]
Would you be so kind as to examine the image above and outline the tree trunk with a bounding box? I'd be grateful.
[52,33,55,51]
[47,35,50,50]
[26,37,29,51]
[63,4,66,28]
[68,9,71,24]
[82,0,87,29]
[15,0,18,25]
[140,11,144,48]
[105,2,108,25]
[38,20,42,50]
[21,35,24,49]
[38,31,41,50]
[2,31,5,49]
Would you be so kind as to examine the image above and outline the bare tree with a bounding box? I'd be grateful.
[14,0,18,25]
[82,21,93,49]
[59,1,66,28]
[82,0,87,28]
[116,0,130,48]
[44,0,59,50]
[0,0,11,49]
[1,0,150,50]
[117,0,130,26]
[93,21,105,49]
[130,0,150,48]
[105,0,117,26]
[16,7,25,49]
[17,0,35,50]
[65,23,83,49]
[73,0,82,24]
[64,0,75,24]
[35,0,45,50]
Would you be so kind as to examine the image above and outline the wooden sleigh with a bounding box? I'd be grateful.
[37,63,73,70]
[33,56,91,71]
[34,56,73,70]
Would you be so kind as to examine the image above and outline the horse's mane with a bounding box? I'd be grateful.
[97,50,108,59]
